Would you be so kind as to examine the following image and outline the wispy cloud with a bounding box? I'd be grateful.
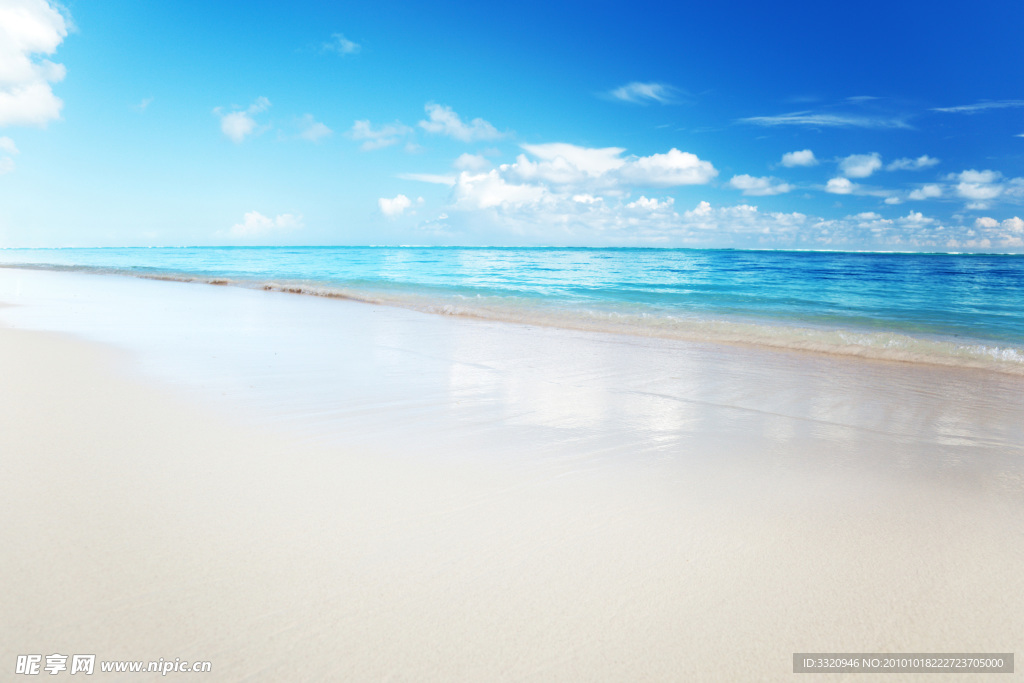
[932,100,1024,114]
[728,174,792,196]
[298,114,332,142]
[739,111,911,129]
[0,136,18,174]
[397,172,456,186]
[606,82,681,105]
[323,33,360,55]
[886,155,939,171]
[229,211,303,238]
[347,120,413,150]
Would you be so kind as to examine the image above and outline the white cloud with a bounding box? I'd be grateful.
[0,0,69,127]
[452,171,547,210]
[898,211,934,226]
[932,100,1024,114]
[517,143,626,179]
[453,152,490,171]
[886,155,939,171]
[951,215,1024,249]
[378,194,414,217]
[908,184,942,200]
[626,196,674,211]
[323,33,360,55]
[607,82,679,104]
[884,196,902,205]
[616,148,718,186]
[215,97,270,143]
[418,103,503,142]
[952,169,1003,201]
[298,114,332,142]
[1003,217,1024,233]
[826,177,856,194]
[501,143,717,190]
[0,135,17,174]
[739,111,911,129]
[397,172,456,186]
[780,149,817,167]
[135,96,154,112]
[839,153,882,178]
[347,119,413,150]
[229,211,303,237]
[728,174,792,196]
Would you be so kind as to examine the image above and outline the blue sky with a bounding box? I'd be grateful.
[1,0,1023,250]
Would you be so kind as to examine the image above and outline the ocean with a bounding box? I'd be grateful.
[1,246,1022,373]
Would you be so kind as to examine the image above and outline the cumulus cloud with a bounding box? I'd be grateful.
[347,119,413,150]
[229,211,303,237]
[418,103,503,142]
[974,217,999,229]
[952,169,1003,203]
[298,114,332,142]
[215,97,270,143]
[452,172,548,210]
[839,153,882,178]
[1003,216,1024,233]
[412,143,719,243]
[897,211,934,226]
[378,194,414,217]
[728,174,792,196]
[825,177,856,194]
[517,143,626,178]
[908,184,942,200]
[780,149,817,167]
[0,0,69,127]
[323,33,360,55]
[886,155,939,171]
[606,82,680,104]
[497,142,717,192]
[617,148,718,186]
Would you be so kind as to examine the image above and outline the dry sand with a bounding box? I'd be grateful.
[2,272,1023,681]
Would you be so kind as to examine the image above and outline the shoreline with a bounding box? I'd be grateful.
[2,263,1023,377]
[2,269,1023,680]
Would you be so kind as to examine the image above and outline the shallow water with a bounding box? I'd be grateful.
[1,267,1021,499]
[2,246,1023,373]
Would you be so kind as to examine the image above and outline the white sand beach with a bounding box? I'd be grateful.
[2,268,1023,681]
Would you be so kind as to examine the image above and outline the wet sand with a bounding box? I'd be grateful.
[1,268,1022,680]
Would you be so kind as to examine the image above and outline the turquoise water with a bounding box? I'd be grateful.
[2,247,1023,372]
